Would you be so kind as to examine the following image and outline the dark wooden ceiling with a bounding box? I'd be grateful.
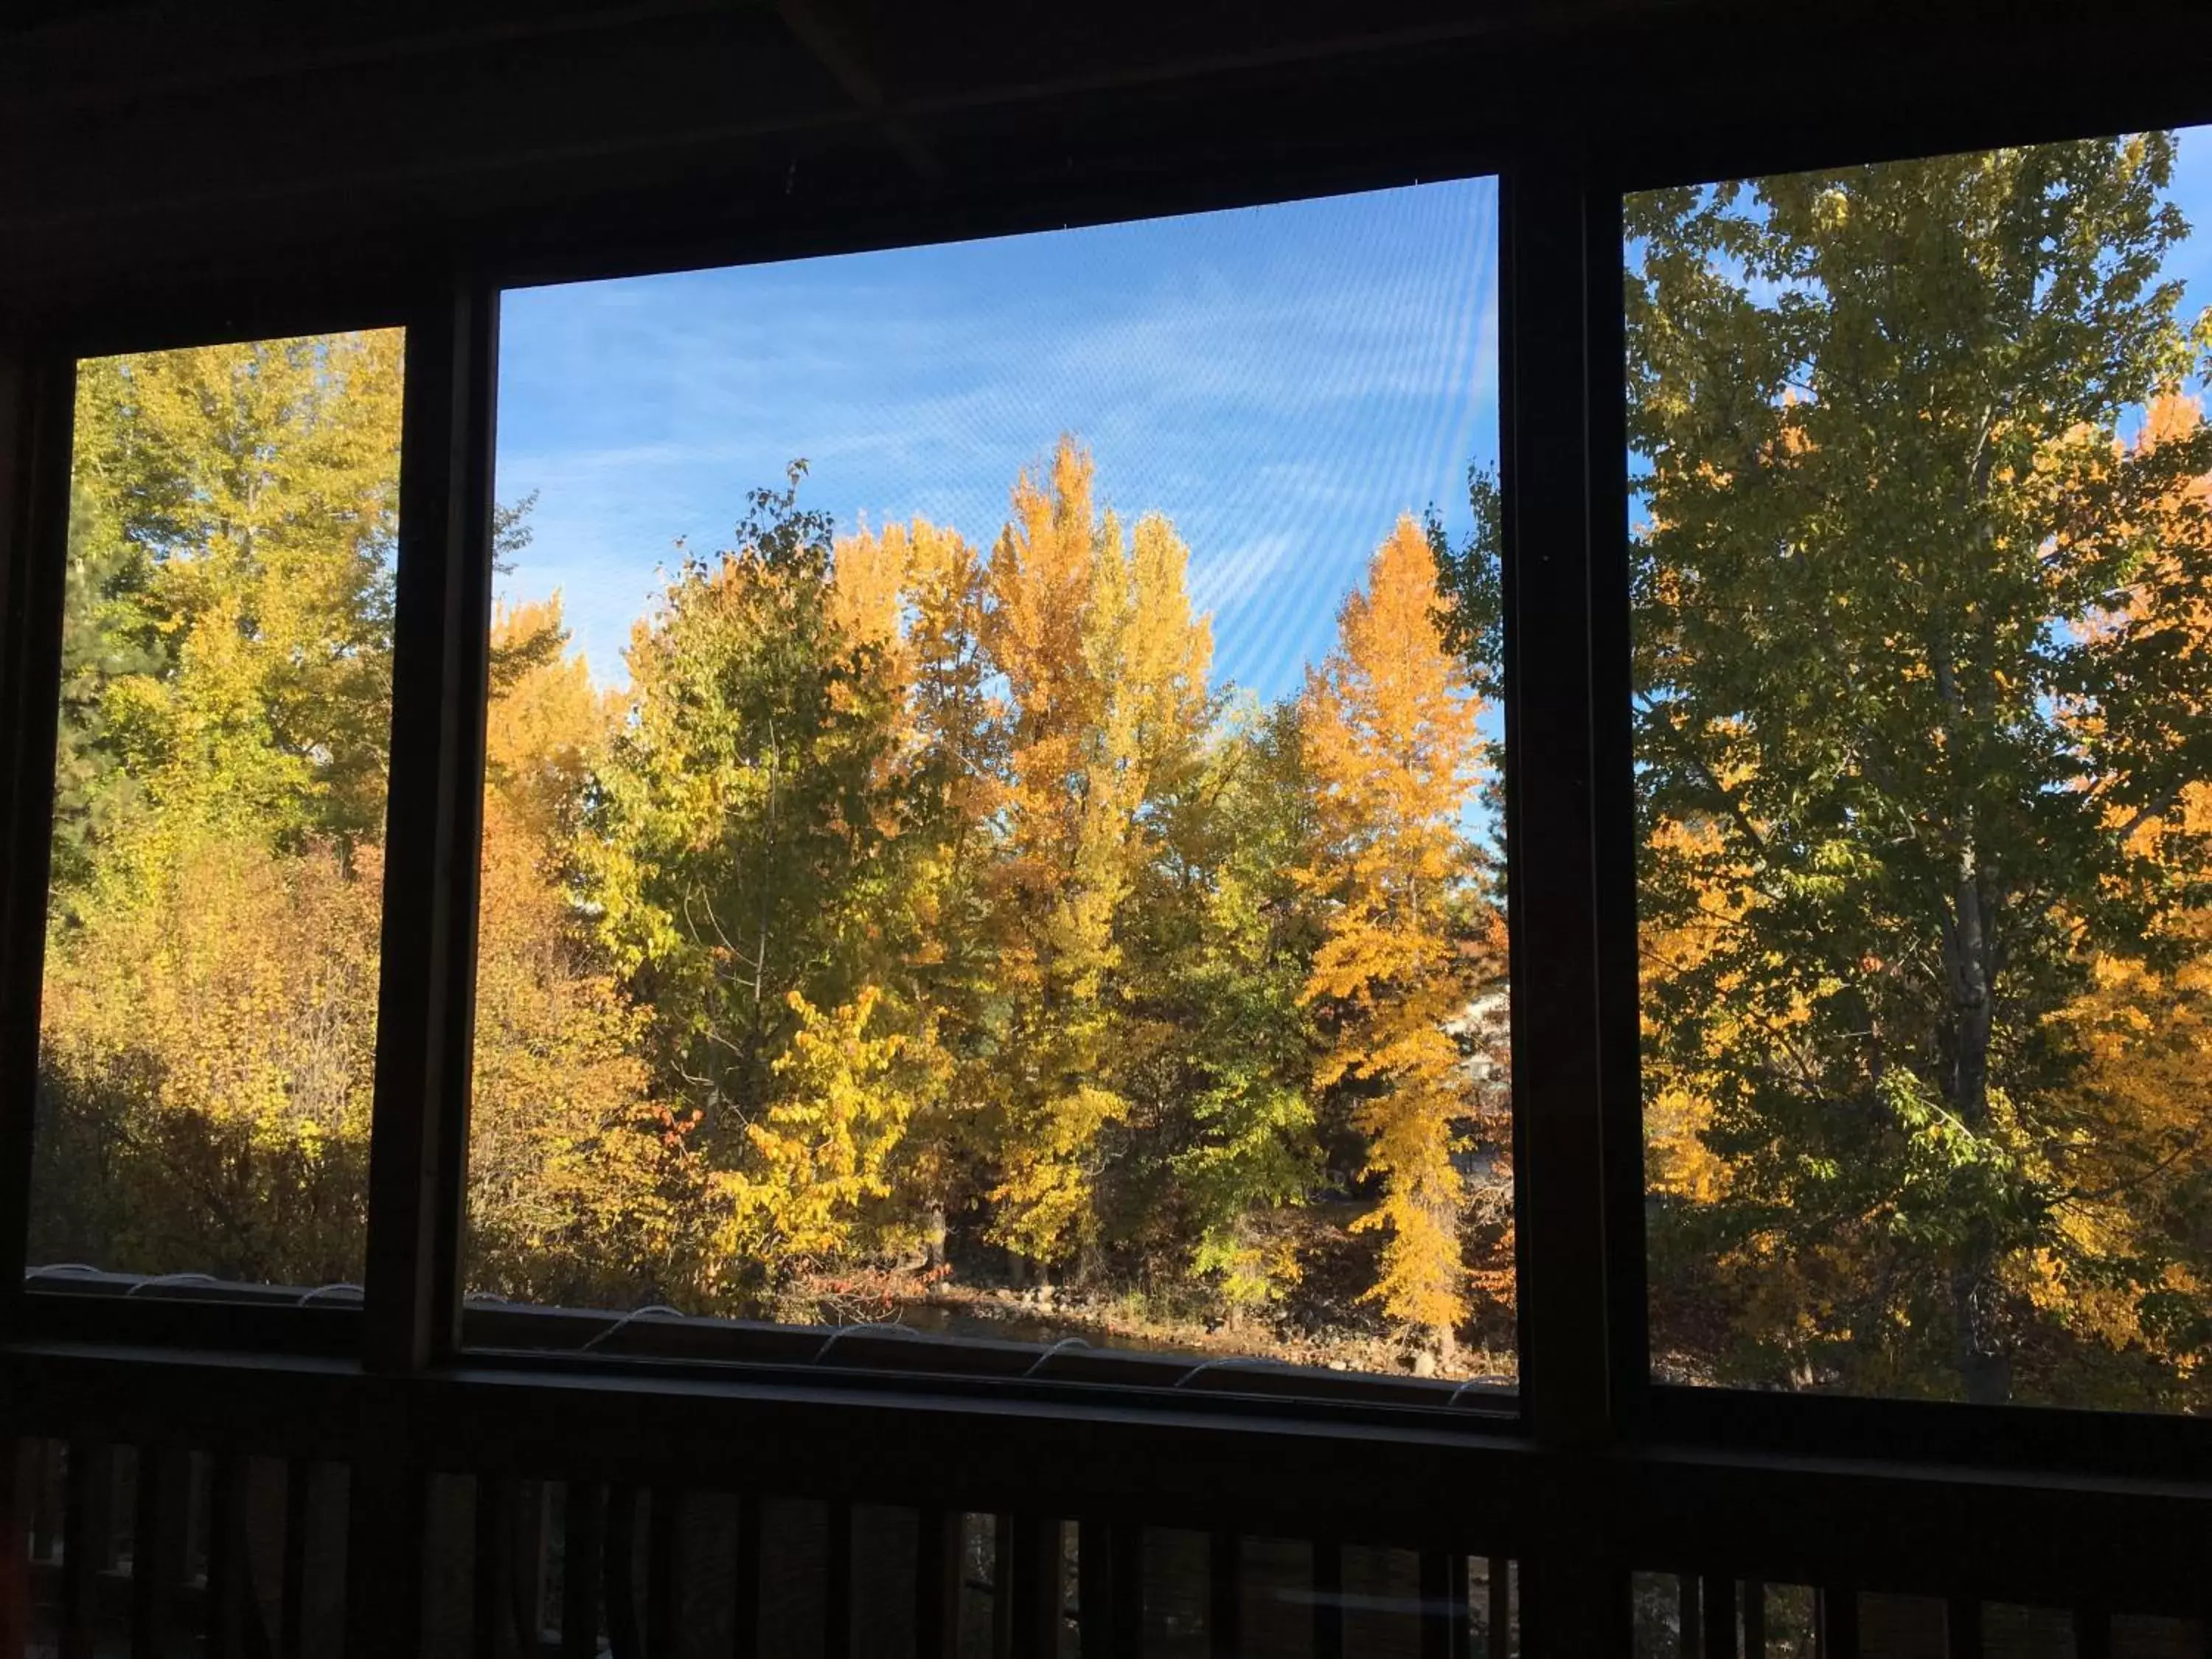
[7,0,2212,324]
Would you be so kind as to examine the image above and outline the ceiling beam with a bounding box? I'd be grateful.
[775,0,944,185]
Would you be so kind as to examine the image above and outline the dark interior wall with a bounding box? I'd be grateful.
[11,0,2212,334]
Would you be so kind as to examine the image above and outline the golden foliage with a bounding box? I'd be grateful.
[1298,516,1492,1338]
[38,824,380,1283]
[710,988,948,1271]
[980,439,1214,1265]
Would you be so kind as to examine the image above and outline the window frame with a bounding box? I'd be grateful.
[1604,105,2212,1471]
[4,75,2212,1621]
[3,180,1562,1429]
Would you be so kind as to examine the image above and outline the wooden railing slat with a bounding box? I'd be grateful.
[995,1514,1060,1659]
[729,1491,761,1659]
[1817,1587,1858,1659]
[1702,1574,1736,1659]
[1946,1595,1983,1659]
[824,1497,853,1659]
[58,1441,110,1659]
[1419,1551,1472,1659]
[1208,1531,1242,1659]
[561,1483,604,1659]
[131,1445,187,1659]
[202,1452,256,1658]
[605,1484,643,1659]
[1314,1540,1345,1659]
[645,1486,682,1659]
[471,1474,518,1659]
[914,1510,962,1659]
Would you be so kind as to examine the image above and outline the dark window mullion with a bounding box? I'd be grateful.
[361,276,498,1377]
[1584,170,1647,1426]
[1500,147,1640,1659]
[0,344,75,1318]
[1499,150,1644,1450]
[347,275,495,1657]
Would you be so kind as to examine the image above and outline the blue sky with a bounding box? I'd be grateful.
[493,130,2212,705]
[2160,130,2212,366]
[493,178,1499,701]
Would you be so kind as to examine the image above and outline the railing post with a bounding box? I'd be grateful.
[1313,1540,1344,1659]
[1208,1531,1242,1659]
[917,1509,964,1659]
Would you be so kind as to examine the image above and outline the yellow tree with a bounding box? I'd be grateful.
[585,470,964,1310]
[829,521,914,686]
[1299,516,1492,1344]
[69,333,406,851]
[2035,393,2212,1401]
[982,438,1211,1268]
[34,334,406,1282]
[483,596,611,855]
[35,830,381,1284]
[709,987,947,1279]
[833,518,1002,1261]
[465,598,706,1307]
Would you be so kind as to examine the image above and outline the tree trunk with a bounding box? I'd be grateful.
[1948,1248,2011,1405]
[1941,847,2011,1405]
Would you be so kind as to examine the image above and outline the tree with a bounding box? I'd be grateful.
[1298,515,1496,1346]
[713,987,946,1276]
[586,466,931,1307]
[33,334,406,1281]
[483,595,611,858]
[63,335,405,855]
[2029,394,2212,1402]
[1113,700,1322,1308]
[49,479,167,891]
[35,826,381,1284]
[979,439,1211,1270]
[831,517,1004,1263]
[1628,135,2212,1402]
[467,597,700,1309]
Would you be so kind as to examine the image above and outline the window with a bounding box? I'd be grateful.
[462,183,1512,1381]
[20,7,2212,1653]
[1630,130,2212,1410]
[27,333,405,1289]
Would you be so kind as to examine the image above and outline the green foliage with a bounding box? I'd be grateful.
[67,336,404,854]
[583,465,942,1304]
[1630,134,2212,1403]
[49,479,167,890]
[34,333,407,1285]
[1430,462,1503,705]
[1113,701,1323,1306]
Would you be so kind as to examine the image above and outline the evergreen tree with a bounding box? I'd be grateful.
[1113,700,1322,1308]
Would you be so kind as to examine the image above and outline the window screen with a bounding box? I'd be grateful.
[1631,129,2212,1409]
[464,182,1511,1382]
[29,332,404,1289]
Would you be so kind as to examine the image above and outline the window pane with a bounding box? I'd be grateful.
[30,332,405,1287]
[464,182,1510,1380]
[1632,130,2212,1407]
